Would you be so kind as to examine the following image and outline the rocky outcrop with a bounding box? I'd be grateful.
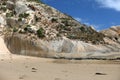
[101,26,120,43]
[0,0,120,59]
[4,34,50,57]
[4,33,120,58]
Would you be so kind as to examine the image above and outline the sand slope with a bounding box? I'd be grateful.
[0,36,10,54]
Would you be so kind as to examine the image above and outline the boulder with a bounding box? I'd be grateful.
[15,1,29,15]
[27,25,39,33]
[0,15,6,26]
[6,18,19,27]
[6,1,15,10]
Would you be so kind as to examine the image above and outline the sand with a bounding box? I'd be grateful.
[0,37,120,80]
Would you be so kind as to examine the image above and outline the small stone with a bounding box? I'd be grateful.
[19,75,26,79]
[95,72,107,75]
[32,67,37,70]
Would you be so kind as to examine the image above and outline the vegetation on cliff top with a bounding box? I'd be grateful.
[0,0,107,44]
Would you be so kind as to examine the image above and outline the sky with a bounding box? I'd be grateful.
[41,0,120,30]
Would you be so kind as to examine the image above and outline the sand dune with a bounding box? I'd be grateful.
[0,36,120,80]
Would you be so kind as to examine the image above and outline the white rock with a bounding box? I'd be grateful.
[15,1,29,15]
[0,15,6,26]
[26,10,35,24]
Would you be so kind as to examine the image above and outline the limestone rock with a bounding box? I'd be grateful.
[0,15,6,26]
[15,1,29,15]
[101,26,120,43]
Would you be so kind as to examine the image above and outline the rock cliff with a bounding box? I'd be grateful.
[0,0,120,59]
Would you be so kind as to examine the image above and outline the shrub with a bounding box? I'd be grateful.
[37,28,45,38]
[19,13,29,18]
[79,26,87,32]
[24,27,28,32]
[13,27,18,32]
[2,2,6,5]
[18,17,22,22]
[61,18,70,26]
[26,25,31,27]
[51,18,58,23]
[24,25,31,31]
[0,7,7,12]
[6,12,14,17]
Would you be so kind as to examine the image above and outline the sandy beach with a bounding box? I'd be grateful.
[0,37,120,80]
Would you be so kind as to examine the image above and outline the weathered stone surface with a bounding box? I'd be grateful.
[0,15,6,26]
[15,1,29,15]
[4,34,50,57]
[6,1,15,10]
[0,0,119,59]
[4,34,120,58]
[101,26,120,44]
[6,18,19,27]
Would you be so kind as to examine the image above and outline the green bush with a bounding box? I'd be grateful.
[79,26,87,33]
[24,27,28,32]
[6,12,14,17]
[19,13,29,18]
[24,25,31,31]
[2,2,6,5]
[37,28,45,38]
[61,18,70,26]
[0,7,7,12]
[26,25,31,27]
[13,27,18,32]
[18,17,22,22]
[51,18,58,23]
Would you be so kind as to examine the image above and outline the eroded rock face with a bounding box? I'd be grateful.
[101,26,120,37]
[101,26,120,43]
[4,34,120,58]
[4,34,50,57]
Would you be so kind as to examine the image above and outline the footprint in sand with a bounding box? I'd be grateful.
[31,67,37,72]
[1,59,4,61]
[25,66,28,68]
[54,78,61,80]
[19,75,27,79]
[62,70,68,73]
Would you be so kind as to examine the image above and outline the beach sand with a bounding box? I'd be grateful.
[0,37,120,80]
